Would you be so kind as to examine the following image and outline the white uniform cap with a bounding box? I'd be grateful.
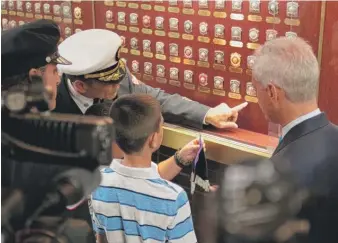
[57,29,122,76]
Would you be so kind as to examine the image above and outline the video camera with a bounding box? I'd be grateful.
[1,76,114,243]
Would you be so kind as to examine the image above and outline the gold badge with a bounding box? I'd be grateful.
[184,46,193,59]
[232,0,243,11]
[183,0,192,8]
[53,5,61,16]
[120,36,126,46]
[62,5,71,18]
[130,38,138,50]
[169,0,178,6]
[65,27,72,38]
[25,2,32,12]
[287,2,299,18]
[169,43,178,56]
[155,17,164,30]
[156,65,165,77]
[285,31,297,39]
[144,62,153,75]
[34,2,41,13]
[215,24,225,38]
[75,28,82,33]
[249,28,259,42]
[2,19,9,30]
[268,0,279,15]
[199,48,208,62]
[43,3,50,14]
[246,82,257,97]
[143,15,151,27]
[9,20,16,29]
[249,0,260,13]
[118,12,126,24]
[18,20,25,26]
[230,80,240,93]
[266,29,277,41]
[247,56,256,69]
[199,73,208,87]
[131,60,139,73]
[169,18,178,31]
[130,13,138,25]
[199,22,208,36]
[156,42,164,54]
[199,0,208,8]
[215,0,225,9]
[231,27,242,41]
[16,0,23,11]
[170,67,179,80]
[214,51,224,64]
[106,10,113,22]
[74,7,82,20]
[184,70,193,83]
[1,1,6,10]
[230,53,242,68]
[184,20,193,33]
[214,76,224,90]
[8,0,14,11]
[143,40,151,52]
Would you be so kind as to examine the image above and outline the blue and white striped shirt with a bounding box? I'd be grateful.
[90,159,197,243]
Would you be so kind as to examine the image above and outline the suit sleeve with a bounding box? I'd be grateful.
[129,73,210,130]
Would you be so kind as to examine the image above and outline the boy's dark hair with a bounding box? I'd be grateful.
[110,94,162,154]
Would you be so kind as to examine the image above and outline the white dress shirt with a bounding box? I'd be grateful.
[67,79,94,114]
[282,108,321,138]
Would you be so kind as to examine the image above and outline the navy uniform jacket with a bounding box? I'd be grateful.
[54,69,210,130]
[272,113,338,243]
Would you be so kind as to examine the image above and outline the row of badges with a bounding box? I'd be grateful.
[1,1,83,20]
[130,60,257,101]
[105,0,299,18]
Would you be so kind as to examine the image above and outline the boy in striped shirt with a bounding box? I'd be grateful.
[90,94,197,243]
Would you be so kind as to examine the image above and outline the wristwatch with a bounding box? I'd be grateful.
[174,150,191,168]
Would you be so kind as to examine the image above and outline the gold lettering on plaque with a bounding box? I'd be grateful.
[168,7,179,13]
[198,36,210,43]
[130,50,140,56]
[198,10,211,16]
[169,80,181,87]
[26,13,34,18]
[229,93,242,99]
[197,61,210,68]
[184,59,196,66]
[106,23,115,29]
[155,30,165,36]
[284,19,300,26]
[182,34,194,40]
[142,28,153,35]
[63,18,72,24]
[183,8,194,15]
[169,57,181,63]
[35,14,43,19]
[248,15,263,22]
[53,17,62,22]
[129,27,140,33]
[213,64,226,71]
[213,38,226,46]
[17,12,24,17]
[44,15,53,20]
[121,48,128,53]
[143,52,153,58]
[2,10,8,14]
[199,87,211,94]
[128,3,139,9]
[155,54,166,60]
[117,25,127,31]
[266,17,281,24]
[230,13,244,21]
[184,83,195,90]
[156,77,167,84]
[245,96,258,103]
[104,1,114,6]
[9,11,16,16]
[247,43,260,50]
[213,90,226,96]
[213,12,227,18]
[230,41,243,48]
[74,19,83,25]
[116,1,127,7]
[141,4,152,10]
[143,74,153,81]
[154,5,165,12]
[229,67,243,74]
[168,32,180,39]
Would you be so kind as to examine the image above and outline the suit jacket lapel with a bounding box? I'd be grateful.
[273,113,329,155]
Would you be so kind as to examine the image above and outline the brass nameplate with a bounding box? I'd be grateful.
[116,1,127,7]
[169,80,181,87]
[245,96,258,103]
[248,15,262,22]
[143,52,153,58]
[17,12,24,17]
[156,77,167,84]
[1,10,8,14]
[53,17,62,22]
[197,61,210,68]
[63,18,72,24]
[213,38,226,46]
[198,36,210,43]
[229,93,242,100]
[229,67,243,74]
[247,43,260,50]
[142,28,153,35]
[129,27,139,33]
[183,8,194,15]
[155,54,166,60]
[155,30,166,36]
[44,15,53,20]
[184,59,196,66]
[141,4,152,10]
[121,47,129,53]
[213,89,226,96]
[104,1,114,6]
[128,3,139,9]
[143,74,153,81]
[35,14,43,19]
[199,86,211,94]
[26,13,34,18]
[284,18,300,26]
[106,23,116,29]
[266,17,281,24]
[168,32,180,39]
[213,11,227,18]
[230,13,244,21]
[213,64,226,71]
[169,57,181,63]
[246,69,252,76]
[9,11,16,16]
[74,19,83,25]
[168,7,179,13]
[182,34,194,40]
[198,10,211,17]
[117,25,127,31]
[230,41,243,48]
[154,5,165,12]
[130,50,141,56]
[184,83,195,90]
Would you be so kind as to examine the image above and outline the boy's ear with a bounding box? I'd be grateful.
[148,133,158,150]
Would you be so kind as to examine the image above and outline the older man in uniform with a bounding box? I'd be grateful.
[55,29,247,130]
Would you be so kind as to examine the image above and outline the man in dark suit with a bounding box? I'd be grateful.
[54,29,247,130]
[252,37,338,243]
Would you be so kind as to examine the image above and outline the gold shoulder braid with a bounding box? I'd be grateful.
[84,59,126,82]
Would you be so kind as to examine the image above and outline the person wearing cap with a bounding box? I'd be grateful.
[1,19,71,110]
[55,29,247,130]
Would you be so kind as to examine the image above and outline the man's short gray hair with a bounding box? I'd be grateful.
[252,37,319,103]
